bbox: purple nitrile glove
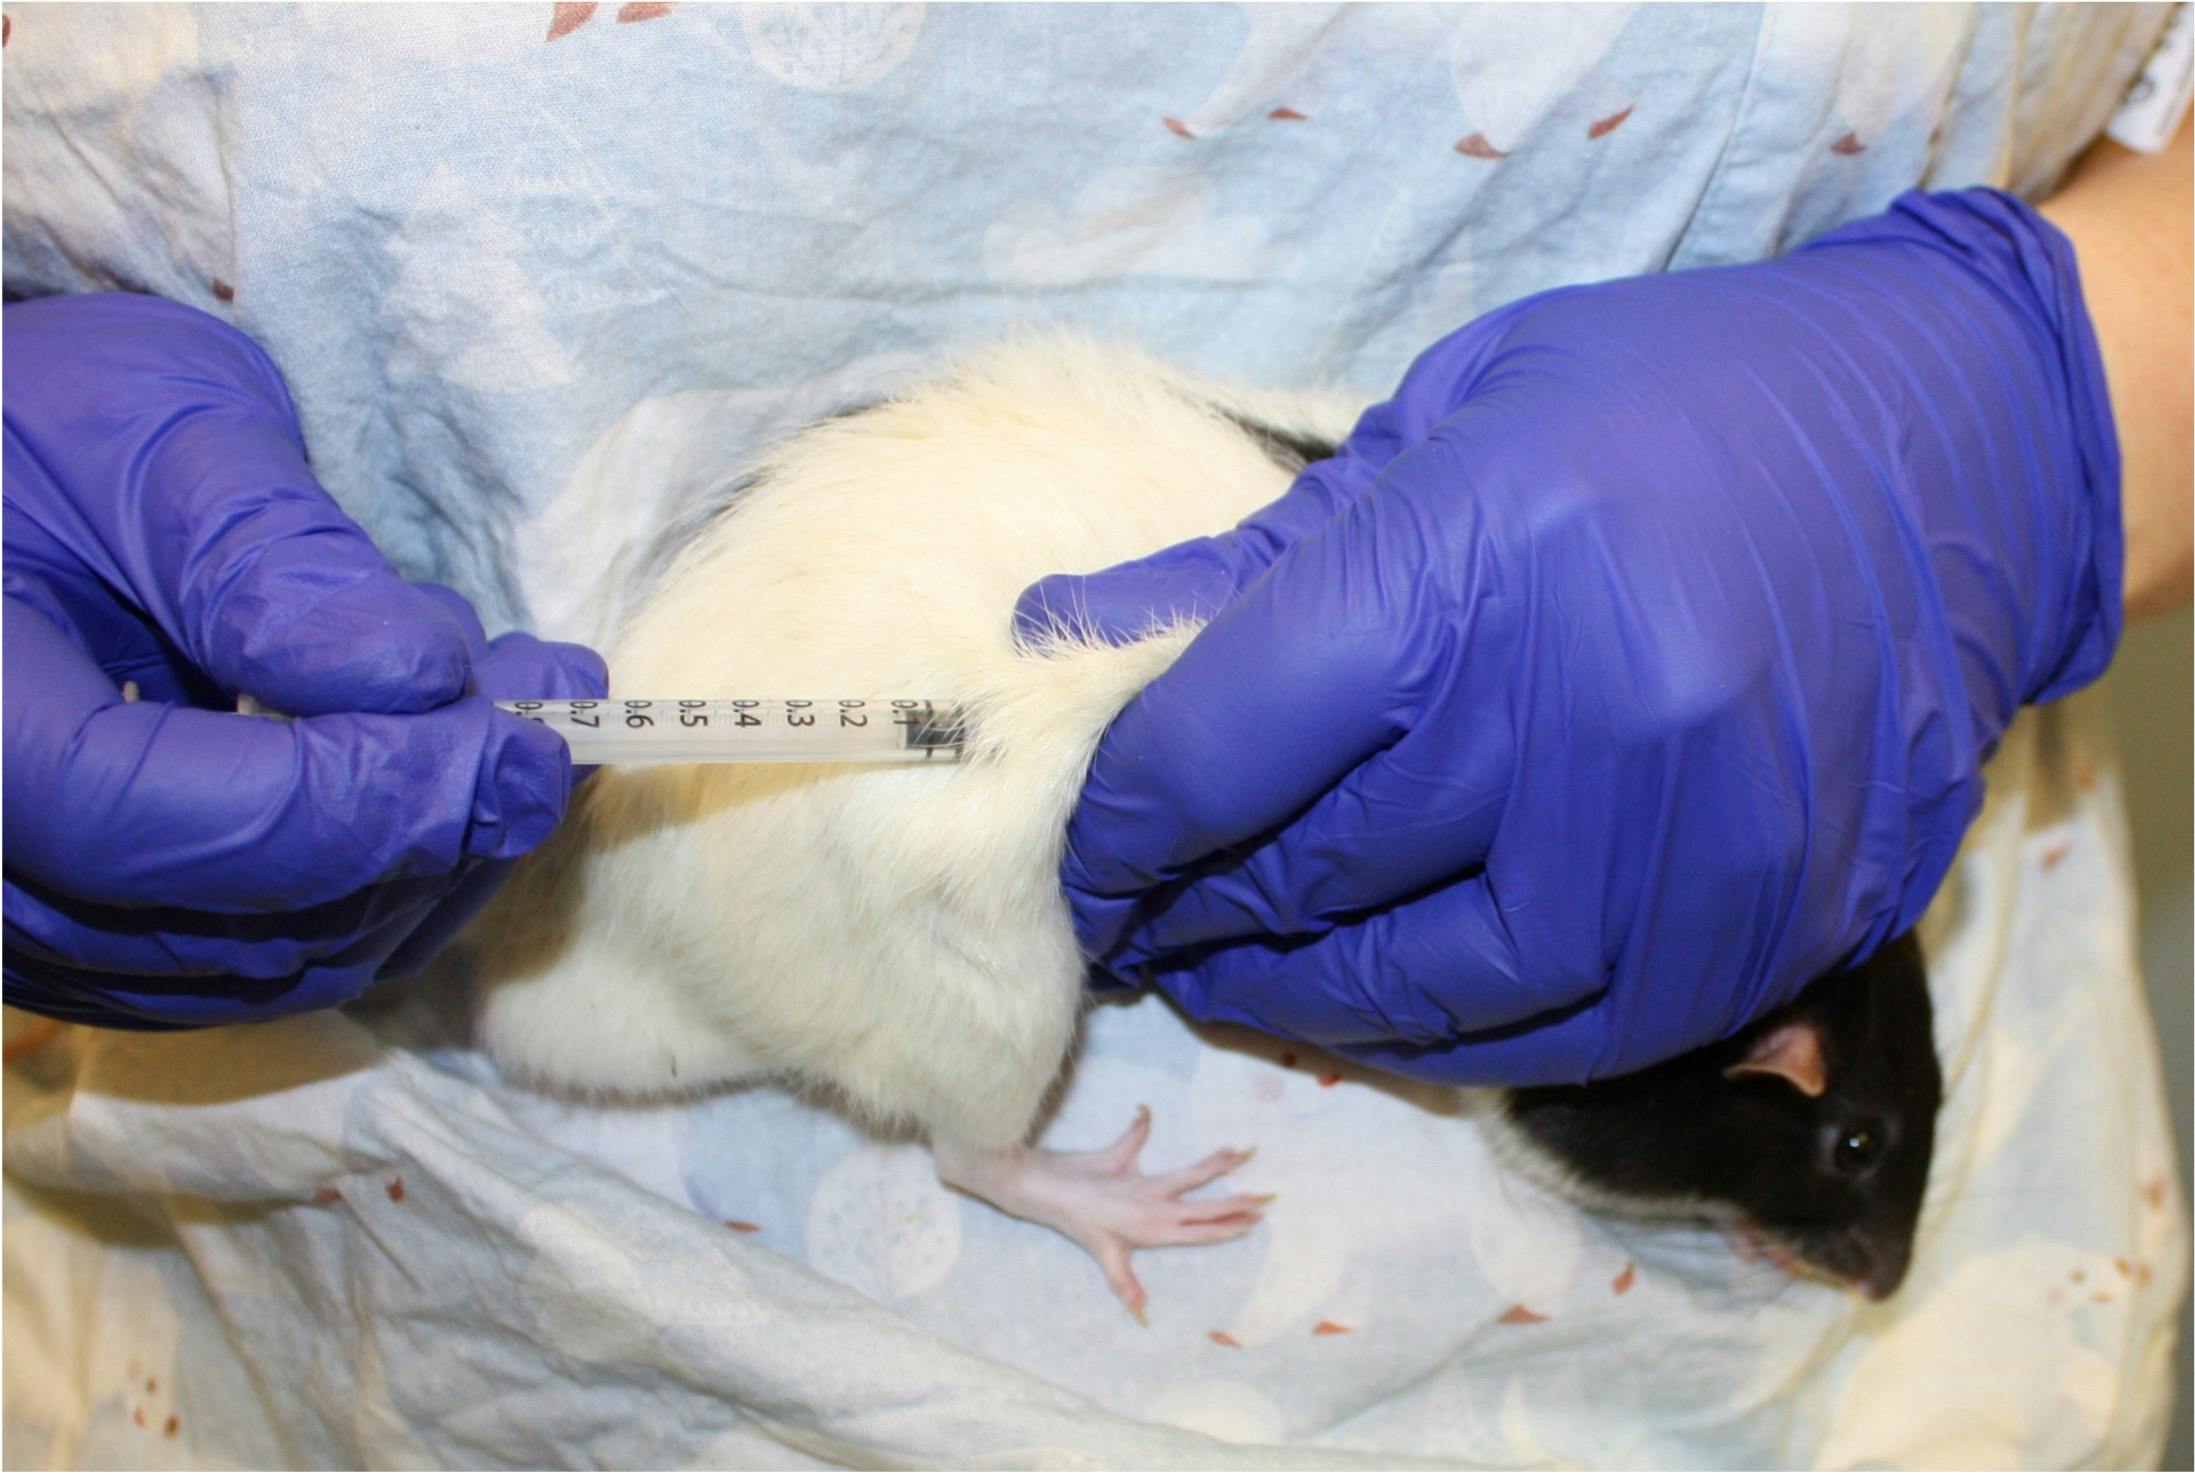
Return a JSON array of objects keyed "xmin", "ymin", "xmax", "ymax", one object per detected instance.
[
  {"xmin": 1017, "ymin": 189, "xmax": 2121, "ymax": 1087},
  {"xmin": 2, "ymin": 293, "xmax": 607, "ymax": 1028}
]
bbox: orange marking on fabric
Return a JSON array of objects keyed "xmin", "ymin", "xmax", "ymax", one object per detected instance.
[
  {"xmin": 546, "ymin": 2, "xmax": 597, "ymax": 40},
  {"xmin": 1588, "ymin": 105, "xmax": 1633, "ymax": 138}
]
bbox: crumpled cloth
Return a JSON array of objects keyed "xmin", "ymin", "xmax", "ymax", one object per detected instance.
[
  {"xmin": 1, "ymin": 2, "xmax": 2170, "ymax": 650},
  {"xmin": 5, "ymin": 692, "xmax": 2185, "ymax": 1468},
  {"xmin": 3, "ymin": 3, "xmax": 2185, "ymax": 1467}
]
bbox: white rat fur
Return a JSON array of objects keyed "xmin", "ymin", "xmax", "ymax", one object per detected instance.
[{"xmin": 466, "ymin": 339, "xmax": 1355, "ymax": 1168}]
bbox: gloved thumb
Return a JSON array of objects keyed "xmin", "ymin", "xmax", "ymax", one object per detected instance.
[
  {"xmin": 1013, "ymin": 437, "xmax": 1395, "ymax": 649},
  {"xmin": 1014, "ymin": 527, "xmax": 1280, "ymax": 649}
]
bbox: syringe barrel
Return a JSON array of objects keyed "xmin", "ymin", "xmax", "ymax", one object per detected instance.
[{"xmin": 496, "ymin": 698, "xmax": 967, "ymax": 766}]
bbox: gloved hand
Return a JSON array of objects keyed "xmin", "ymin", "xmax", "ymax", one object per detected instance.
[
  {"xmin": 1018, "ymin": 189, "xmax": 2121, "ymax": 1086},
  {"xmin": 3, "ymin": 293, "xmax": 607, "ymax": 1027}
]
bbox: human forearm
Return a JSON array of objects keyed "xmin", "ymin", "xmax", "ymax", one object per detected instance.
[{"xmin": 2041, "ymin": 116, "xmax": 2193, "ymax": 620}]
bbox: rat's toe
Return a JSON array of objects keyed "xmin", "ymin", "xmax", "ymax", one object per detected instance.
[
  {"xmin": 1096, "ymin": 1240, "xmax": 1149, "ymax": 1323},
  {"xmin": 1154, "ymin": 1145, "xmax": 1255, "ymax": 1198}
]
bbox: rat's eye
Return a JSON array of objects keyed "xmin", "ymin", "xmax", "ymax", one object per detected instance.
[{"xmin": 1833, "ymin": 1126, "xmax": 1882, "ymax": 1173}]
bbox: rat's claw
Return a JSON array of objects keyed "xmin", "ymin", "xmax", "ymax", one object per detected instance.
[{"xmin": 1097, "ymin": 1241, "xmax": 1150, "ymax": 1323}]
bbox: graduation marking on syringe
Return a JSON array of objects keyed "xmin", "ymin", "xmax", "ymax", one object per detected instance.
[{"xmin": 497, "ymin": 699, "xmax": 968, "ymax": 766}]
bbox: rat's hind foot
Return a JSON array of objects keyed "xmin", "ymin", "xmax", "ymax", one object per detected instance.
[{"xmin": 933, "ymin": 1106, "xmax": 1270, "ymax": 1323}]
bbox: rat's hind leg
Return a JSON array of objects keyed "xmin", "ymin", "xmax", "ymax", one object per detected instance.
[{"xmin": 932, "ymin": 1107, "xmax": 1270, "ymax": 1323}]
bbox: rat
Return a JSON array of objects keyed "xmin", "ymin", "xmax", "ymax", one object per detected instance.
[
  {"xmin": 1494, "ymin": 931, "xmax": 1941, "ymax": 1300},
  {"xmin": 465, "ymin": 337, "xmax": 1354, "ymax": 1322},
  {"xmin": 464, "ymin": 336, "xmax": 1942, "ymax": 1318}
]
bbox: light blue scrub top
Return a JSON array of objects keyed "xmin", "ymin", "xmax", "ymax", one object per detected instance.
[{"xmin": 0, "ymin": 3, "xmax": 2170, "ymax": 632}]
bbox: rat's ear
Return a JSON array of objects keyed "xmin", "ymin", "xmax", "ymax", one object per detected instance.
[{"xmin": 1724, "ymin": 1022, "xmax": 1827, "ymax": 1098}]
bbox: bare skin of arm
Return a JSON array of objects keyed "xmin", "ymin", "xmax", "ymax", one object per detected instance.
[{"xmin": 2041, "ymin": 116, "xmax": 2193, "ymax": 620}]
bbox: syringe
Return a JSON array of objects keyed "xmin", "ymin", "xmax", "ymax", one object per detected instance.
[{"xmin": 496, "ymin": 698, "xmax": 967, "ymax": 766}]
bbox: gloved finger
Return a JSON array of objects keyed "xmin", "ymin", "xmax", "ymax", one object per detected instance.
[
  {"xmin": 3, "ymin": 295, "xmax": 473, "ymax": 715},
  {"xmin": 185, "ymin": 496, "xmax": 479, "ymax": 718},
  {"xmin": 1013, "ymin": 423, "xmax": 1406, "ymax": 649},
  {"xmin": 469, "ymin": 630, "xmax": 611, "ymax": 782},
  {"xmin": 1334, "ymin": 992, "xmax": 1620, "ymax": 1088},
  {"xmin": 1089, "ymin": 705, "xmax": 1515, "ymax": 955},
  {"xmin": 5, "ymin": 598, "xmax": 572, "ymax": 913},
  {"xmin": 408, "ymin": 582, "xmax": 495, "ymax": 661},
  {"xmin": 4, "ymin": 949, "xmax": 298, "ymax": 1027},
  {"xmin": 1059, "ymin": 426, "xmax": 1514, "ymax": 901},
  {"xmin": 2, "ymin": 892, "xmax": 441, "ymax": 1027},
  {"xmin": 373, "ymin": 856, "xmax": 518, "ymax": 983},
  {"xmin": 1, "ymin": 498, "xmax": 231, "ymax": 710},
  {"xmin": 1139, "ymin": 873, "xmax": 1593, "ymax": 1050},
  {"xmin": 1058, "ymin": 888, "xmax": 1146, "ymax": 972},
  {"xmin": 2, "ymin": 867, "xmax": 456, "ymax": 983}
]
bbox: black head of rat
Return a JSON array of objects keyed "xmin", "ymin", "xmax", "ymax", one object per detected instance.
[{"xmin": 1503, "ymin": 932, "xmax": 1940, "ymax": 1300}]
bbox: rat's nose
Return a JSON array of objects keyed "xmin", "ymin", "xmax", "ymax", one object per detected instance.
[
  {"xmin": 1838, "ymin": 1233, "xmax": 1913, "ymax": 1300},
  {"xmin": 1808, "ymin": 1231, "xmax": 1912, "ymax": 1300},
  {"xmin": 1860, "ymin": 1240, "xmax": 1911, "ymax": 1300}
]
